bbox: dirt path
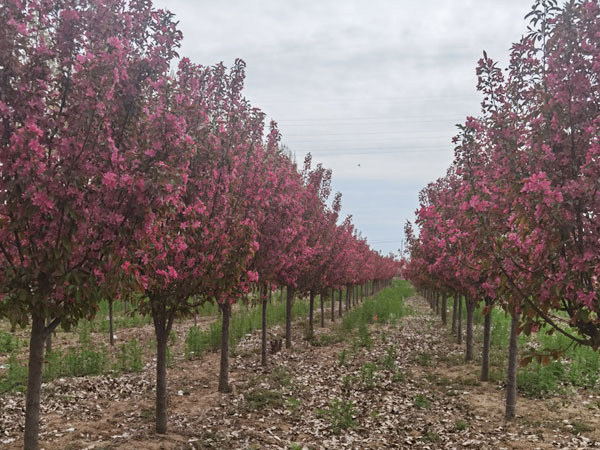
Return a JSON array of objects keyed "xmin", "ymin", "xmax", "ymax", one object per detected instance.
[{"xmin": 2, "ymin": 294, "xmax": 600, "ymax": 449}]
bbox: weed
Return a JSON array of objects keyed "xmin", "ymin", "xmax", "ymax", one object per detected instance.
[
  {"xmin": 0, "ymin": 351, "xmax": 28, "ymax": 392},
  {"xmin": 287, "ymin": 397, "xmax": 301, "ymax": 413},
  {"xmin": 414, "ymin": 352, "xmax": 432, "ymax": 366},
  {"xmin": 0, "ymin": 331, "xmax": 20, "ymax": 354},
  {"xmin": 244, "ymin": 388, "xmax": 283, "ymax": 410},
  {"xmin": 380, "ymin": 345, "xmax": 397, "ymax": 371},
  {"xmin": 413, "ymin": 394, "xmax": 430, "ymax": 409},
  {"xmin": 360, "ymin": 362, "xmax": 379, "ymax": 390},
  {"xmin": 185, "ymin": 299, "xmax": 310, "ymax": 359},
  {"xmin": 45, "ymin": 344, "xmax": 108, "ymax": 379},
  {"xmin": 570, "ymin": 421, "xmax": 593, "ymax": 435},
  {"xmin": 270, "ymin": 366, "xmax": 293, "ymax": 388},
  {"xmin": 421, "ymin": 430, "xmax": 440, "ymax": 442},
  {"xmin": 317, "ymin": 398, "xmax": 358, "ymax": 435},
  {"xmin": 455, "ymin": 377, "xmax": 481, "ymax": 387},
  {"xmin": 338, "ymin": 349, "xmax": 349, "ymax": 367},
  {"xmin": 289, "ymin": 444, "xmax": 303, "ymax": 450},
  {"xmin": 358, "ymin": 323, "xmax": 372, "ymax": 349},
  {"xmin": 342, "ymin": 374, "xmax": 357, "ymax": 390},
  {"xmin": 311, "ymin": 333, "xmax": 342, "ymax": 347},
  {"xmin": 454, "ymin": 420, "xmax": 467, "ymax": 431},
  {"xmin": 380, "ymin": 331, "xmax": 388, "ymax": 343},
  {"xmin": 392, "ymin": 372, "xmax": 405, "ymax": 383},
  {"xmin": 114, "ymin": 338, "xmax": 143, "ymax": 373}
]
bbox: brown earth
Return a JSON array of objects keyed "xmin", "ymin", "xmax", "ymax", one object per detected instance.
[{"xmin": 1, "ymin": 295, "xmax": 600, "ymax": 449}]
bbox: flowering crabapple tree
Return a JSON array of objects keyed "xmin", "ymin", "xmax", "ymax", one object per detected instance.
[
  {"xmin": 0, "ymin": 0, "xmax": 182, "ymax": 447},
  {"xmin": 405, "ymin": 0, "xmax": 600, "ymax": 421}
]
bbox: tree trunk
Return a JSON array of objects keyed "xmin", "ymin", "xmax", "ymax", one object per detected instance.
[
  {"xmin": 24, "ymin": 314, "xmax": 48, "ymax": 450},
  {"xmin": 285, "ymin": 286, "xmax": 294, "ymax": 349},
  {"xmin": 45, "ymin": 318, "xmax": 52, "ymax": 354},
  {"xmin": 441, "ymin": 292, "xmax": 447, "ymax": 326},
  {"xmin": 331, "ymin": 288, "xmax": 335, "ymax": 322},
  {"xmin": 465, "ymin": 296, "xmax": 475, "ymax": 361},
  {"xmin": 457, "ymin": 294, "xmax": 463, "ymax": 345},
  {"xmin": 109, "ymin": 298, "xmax": 114, "ymax": 346},
  {"xmin": 451, "ymin": 293, "xmax": 458, "ymax": 335},
  {"xmin": 218, "ymin": 302, "xmax": 232, "ymax": 393},
  {"xmin": 280, "ymin": 286, "xmax": 284, "ymax": 303},
  {"xmin": 481, "ymin": 297, "xmax": 492, "ymax": 382},
  {"xmin": 194, "ymin": 308, "xmax": 198, "ymax": 327},
  {"xmin": 152, "ymin": 304, "xmax": 176, "ymax": 435},
  {"xmin": 308, "ymin": 290, "xmax": 315, "ymax": 337},
  {"xmin": 338, "ymin": 288, "xmax": 343, "ymax": 317},
  {"xmin": 320, "ymin": 293, "xmax": 325, "ymax": 328},
  {"xmin": 261, "ymin": 284, "xmax": 268, "ymax": 366},
  {"xmin": 155, "ymin": 328, "xmax": 168, "ymax": 433},
  {"xmin": 505, "ymin": 310, "xmax": 519, "ymax": 421},
  {"xmin": 345, "ymin": 285, "xmax": 351, "ymax": 311}
]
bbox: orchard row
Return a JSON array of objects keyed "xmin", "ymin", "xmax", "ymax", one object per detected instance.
[
  {"xmin": 0, "ymin": 1, "xmax": 399, "ymax": 448},
  {"xmin": 403, "ymin": 0, "xmax": 599, "ymax": 421}
]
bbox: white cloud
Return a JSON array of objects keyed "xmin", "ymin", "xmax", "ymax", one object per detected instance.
[{"xmin": 154, "ymin": 0, "xmax": 534, "ymax": 255}]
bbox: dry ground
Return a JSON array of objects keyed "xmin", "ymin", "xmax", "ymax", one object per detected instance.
[{"xmin": 2, "ymin": 295, "xmax": 600, "ymax": 449}]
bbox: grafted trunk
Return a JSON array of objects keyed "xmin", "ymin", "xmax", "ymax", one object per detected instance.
[
  {"xmin": 320, "ymin": 293, "xmax": 324, "ymax": 328},
  {"xmin": 441, "ymin": 292, "xmax": 447, "ymax": 326},
  {"xmin": 153, "ymin": 304, "xmax": 176, "ymax": 434},
  {"xmin": 218, "ymin": 302, "xmax": 232, "ymax": 393},
  {"xmin": 24, "ymin": 315, "xmax": 48, "ymax": 450},
  {"xmin": 338, "ymin": 288, "xmax": 343, "ymax": 317},
  {"xmin": 155, "ymin": 329, "xmax": 168, "ymax": 433},
  {"xmin": 457, "ymin": 294, "xmax": 463, "ymax": 345},
  {"xmin": 285, "ymin": 286, "xmax": 294, "ymax": 348},
  {"xmin": 109, "ymin": 298, "xmax": 114, "ymax": 346},
  {"xmin": 451, "ymin": 293, "xmax": 458, "ymax": 335},
  {"xmin": 308, "ymin": 290, "xmax": 315, "ymax": 337},
  {"xmin": 505, "ymin": 311, "xmax": 519, "ymax": 420},
  {"xmin": 465, "ymin": 296, "xmax": 475, "ymax": 361},
  {"xmin": 331, "ymin": 288, "xmax": 335, "ymax": 322},
  {"xmin": 261, "ymin": 284, "xmax": 268, "ymax": 366},
  {"xmin": 345, "ymin": 284, "xmax": 351, "ymax": 311},
  {"xmin": 481, "ymin": 297, "xmax": 492, "ymax": 381}
]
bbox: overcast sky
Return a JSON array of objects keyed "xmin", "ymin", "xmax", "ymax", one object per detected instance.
[{"xmin": 153, "ymin": 0, "xmax": 533, "ymax": 256}]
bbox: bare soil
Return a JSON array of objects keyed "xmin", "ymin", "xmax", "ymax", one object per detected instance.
[{"xmin": 2, "ymin": 295, "xmax": 600, "ymax": 449}]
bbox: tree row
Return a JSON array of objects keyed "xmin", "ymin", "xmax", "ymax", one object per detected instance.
[
  {"xmin": 403, "ymin": 0, "xmax": 599, "ymax": 421},
  {"xmin": 0, "ymin": 1, "xmax": 399, "ymax": 448}
]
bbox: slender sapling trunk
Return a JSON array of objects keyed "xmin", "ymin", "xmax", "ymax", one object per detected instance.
[
  {"xmin": 481, "ymin": 297, "xmax": 492, "ymax": 382},
  {"xmin": 218, "ymin": 302, "xmax": 232, "ymax": 393},
  {"xmin": 505, "ymin": 310, "xmax": 519, "ymax": 421}
]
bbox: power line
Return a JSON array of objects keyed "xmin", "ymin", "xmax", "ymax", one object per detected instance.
[
  {"xmin": 283, "ymin": 131, "xmax": 454, "ymax": 138},
  {"xmin": 256, "ymin": 94, "xmax": 477, "ymax": 105}
]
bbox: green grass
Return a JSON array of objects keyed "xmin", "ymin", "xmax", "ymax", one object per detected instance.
[
  {"xmin": 185, "ymin": 298, "xmax": 310, "ymax": 359},
  {"xmin": 339, "ymin": 280, "xmax": 412, "ymax": 335},
  {"xmin": 413, "ymin": 394, "xmax": 430, "ymax": 408},
  {"xmin": 0, "ymin": 325, "xmax": 145, "ymax": 392},
  {"xmin": 0, "ymin": 330, "xmax": 21, "ymax": 354},
  {"xmin": 317, "ymin": 398, "xmax": 358, "ymax": 434},
  {"xmin": 444, "ymin": 294, "xmax": 600, "ymax": 399},
  {"xmin": 243, "ymin": 388, "xmax": 284, "ymax": 410}
]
